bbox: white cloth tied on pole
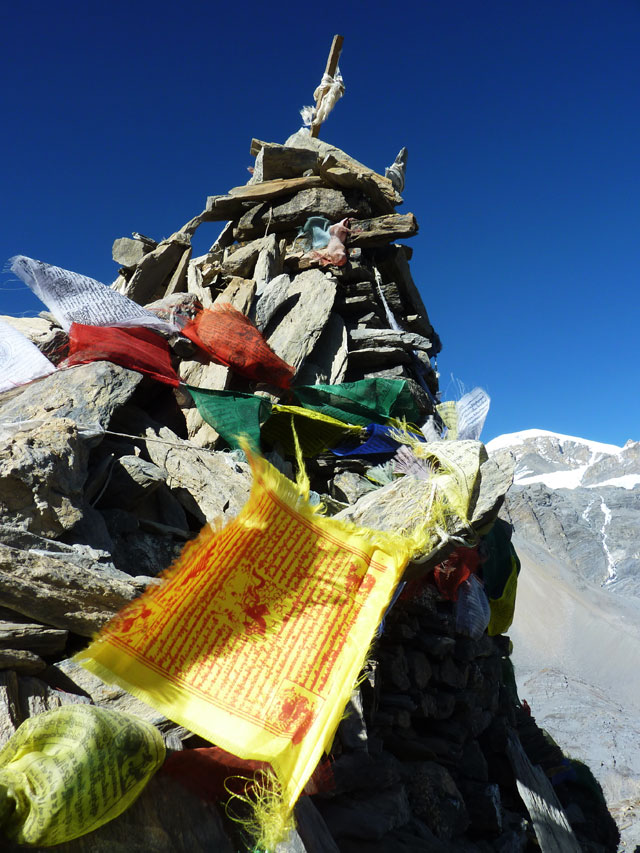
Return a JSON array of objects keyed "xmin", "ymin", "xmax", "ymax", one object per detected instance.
[
  {"xmin": 0, "ymin": 319, "xmax": 56, "ymax": 393},
  {"xmin": 10, "ymin": 256, "xmax": 178, "ymax": 335},
  {"xmin": 300, "ymin": 68, "xmax": 345, "ymax": 129}
]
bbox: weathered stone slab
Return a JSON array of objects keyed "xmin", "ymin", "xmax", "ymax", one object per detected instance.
[
  {"xmin": 348, "ymin": 327, "xmax": 432, "ymax": 354},
  {"xmin": 0, "ymin": 648, "xmax": 46, "ymax": 674},
  {"xmin": 98, "ymin": 455, "xmax": 167, "ymax": 511},
  {"xmin": 0, "ymin": 670, "xmax": 20, "ymax": 746},
  {"xmin": 0, "ymin": 417, "xmax": 88, "ymax": 537},
  {"xmin": 0, "ymin": 545, "xmax": 142, "ymax": 636},
  {"xmin": 266, "ymin": 269, "xmax": 337, "ymax": 373},
  {"xmin": 0, "ymin": 608, "xmax": 68, "ymax": 654},
  {"xmin": 282, "ymin": 132, "xmax": 402, "ymax": 209},
  {"xmin": 222, "ymin": 237, "xmax": 267, "ymax": 277},
  {"xmin": 228, "ymin": 174, "xmax": 324, "ymax": 201},
  {"xmin": 206, "ymin": 177, "xmax": 325, "ymax": 222},
  {"xmin": 347, "ymin": 346, "xmax": 412, "ymax": 370},
  {"xmin": 250, "ymin": 139, "xmax": 319, "ymax": 180},
  {"xmin": 179, "ymin": 361, "xmax": 229, "ymax": 449},
  {"xmin": 296, "ymin": 312, "xmax": 348, "ymax": 385},
  {"xmin": 112, "ymin": 237, "xmax": 152, "ymax": 269},
  {"xmin": 349, "ymin": 214, "xmax": 418, "ymax": 247},
  {"xmin": 120, "ymin": 232, "xmax": 192, "ymax": 305},
  {"xmin": 0, "ymin": 314, "xmax": 67, "ymax": 364},
  {"xmin": 0, "ymin": 361, "xmax": 143, "ymax": 431},
  {"xmin": 234, "ymin": 188, "xmax": 366, "ymax": 241},
  {"xmin": 163, "ymin": 245, "xmax": 192, "ymax": 296},
  {"xmin": 253, "ymin": 233, "xmax": 282, "ymax": 290},
  {"xmin": 374, "ymin": 246, "xmax": 439, "ymax": 348},
  {"xmin": 214, "ymin": 277, "xmax": 256, "ymax": 313},
  {"xmin": 144, "ymin": 429, "xmax": 252, "ymax": 524},
  {"xmin": 253, "ymin": 274, "xmax": 292, "ymax": 330}
]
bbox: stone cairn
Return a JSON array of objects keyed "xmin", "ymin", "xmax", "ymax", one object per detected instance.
[{"xmin": 0, "ymin": 130, "xmax": 619, "ymax": 851}]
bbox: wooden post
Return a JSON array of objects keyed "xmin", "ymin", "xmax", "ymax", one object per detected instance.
[{"xmin": 310, "ymin": 34, "xmax": 344, "ymax": 138}]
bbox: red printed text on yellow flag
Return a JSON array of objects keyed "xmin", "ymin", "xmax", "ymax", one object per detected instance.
[{"xmin": 76, "ymin": 455, "xmax": 409, "ymax": 808}]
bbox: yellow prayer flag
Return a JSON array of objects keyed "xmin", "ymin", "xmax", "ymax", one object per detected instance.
[{"xmin": 76, "ymin": 452, "xmax": 411, "ymax": 813}]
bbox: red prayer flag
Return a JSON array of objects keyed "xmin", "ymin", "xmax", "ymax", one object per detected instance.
[
  {"xmin": 182, "ymin": 303, "xmax": 295, "ymax": 390},
  {"xmin": 62, "ymin": 324, "xmax": 180, "ymax": 387}
]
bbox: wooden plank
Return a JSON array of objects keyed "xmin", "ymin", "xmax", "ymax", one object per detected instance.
[
  {"xmin": 311, "ymin": 34, "xmax": 344, "ymax": 138},
  {"xmin": 506, "ymin": 731, "xmax": 582, "ymax": 853}
]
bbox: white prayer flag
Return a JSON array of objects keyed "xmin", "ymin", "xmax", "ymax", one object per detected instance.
[
  {"xmin": 0, "ymin": 319, "xmax": 56, "ymax": 393},
  {"xmin": 10, "ymin": 256, "xmax": 178, "ymax": 334}
]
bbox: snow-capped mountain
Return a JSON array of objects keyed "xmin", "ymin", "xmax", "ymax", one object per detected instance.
[
  {"xmin": 487, "ymin": 429, "xmax": 640, "ymax": 595},
  {"xmin": 486, "ymin": 429, "xmax": 640, "ymax": 846}
]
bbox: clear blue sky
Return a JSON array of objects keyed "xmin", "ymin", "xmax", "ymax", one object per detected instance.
[{"xmin": 2, "ymin": 0, "xmax": 639, "ymax": 445}]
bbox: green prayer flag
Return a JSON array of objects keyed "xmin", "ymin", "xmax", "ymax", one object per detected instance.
[
  {"xmin": 293, "ymin": 379, "xmax": 421, "ymax": 427},
  {"xmin": 187, "ymin": 386, "xmax": 271, "ymax": 451},
  {"xmin": 262, "ymin": 404, "xmax": 362, "ymax": 457}
]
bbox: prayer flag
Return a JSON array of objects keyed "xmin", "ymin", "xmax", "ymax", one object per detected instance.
[
  {"xmin": 10, "ymin": 255, "xmax": 177, "ymax": 334},
  {"xmin": 76, "ymin": 452, "xmax": 411, "ymax": 813},
  {"xmin": 187, "ymin": 386, "xmax": 272, "ymax": 451},
  {"xmin": 0, "ymin": 319, "xmax": 56, "ymax": 393},
  {"xmin": 182, "ymin": 304, "xmax": 295, "ymax": 389},
  {"xmin": 0, "ymin": 706, "xmax": 164, "ymax": 846},
  {"xmin": 62, "ymin": 324, "xmax": 180, "ymax": 387}
]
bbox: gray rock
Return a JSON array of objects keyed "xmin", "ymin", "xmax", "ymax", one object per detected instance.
[
  {"xmin": 0, "ymin": 648, "xmax": 47, "ymax": 674},
  {"xmin": 0, "ymin": 543, "xmax": 142, "ymax": 635},
  {"xmin": 293, "ymin": 797, "xmax": 340, "ymax": 853},
  {"xmin": 253, "ymin": 273, "xmax": 292, "ymax": 329},
  {"xmin": 374, "ymin": 246, "xmax": 439, "ymax": 347},
  {"xmin": 121, "ymin": 232, "xmax": 192, "ymax": 304},
  {"xmin": 316, "ymin": 786, "xmax": 412, "ymax": 841},
  {"xmin": 222, "ymin": 237, "xmax": 267, "ymax": 278},
  {"xmin": 234, "ymin": 188, "xmax": 367, "ymax": 241},
  {"xmin": 266, "ymin": 269, "xmax": 337, "ymax": 373},
  {"xmin": 143, "ymin": 428, "xmax": 252, "ymax": 525},
  {"xmin": 112, "ymin": 237, "xmax": 152, "ymax": 269},
  {"xmin": 399, "ymin": 760, "xmax": 469, "ymax": 840},
  {"xmin": 17, "ymin": 674, "xmax": 92, "ymax": 721},
  {"xmin": 296, "ymin": 312, "xmax": 348, "ymax": 385},
  {"xmin": 0, "ymin": 608, "xmax": 68, "ymax": 654},
  {"xmin": 98, "ymin": 454, "xmax": 167, "ymax": 510},
  {"xmin": 253, "ymin": 232, "xmax": 282, "ymax": 289},
  {"xmin": 0, "ymin": 670, "xmax": 21, "ymax": 745},
  {"xmin": 347, "ymin": 346, "xmax": 412, "ymax": 370},
  {"xmin": 0, "ymin": 417, "xmax": 88, "ymax": 537},
  {"xmin": 0, "ymin": 361, "xmax": 143, "ymax": 431},
  {"xmin": 179, "ymin": 360, "xmax": 230, "ymax": 449},
  {"xmin": 348, "ymin": 327, "xmax": 432, "ymax": 354},
  {"xmin": 0, "ymin": 314, "xmax": 67, "ymax": 363}
]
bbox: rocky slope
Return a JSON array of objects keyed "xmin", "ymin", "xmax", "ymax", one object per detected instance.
[{"xmin": 487, "ymin": 429, "xmax": 640, "ymax": 848}]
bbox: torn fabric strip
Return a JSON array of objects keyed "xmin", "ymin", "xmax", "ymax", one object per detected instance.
[
  {"xmin": 76, "ymin": 452, "xmax": 410, "ymax": 812},
  {"xmin": 10, "ymin": 255, "xmax": 177, "ymax": 334}
]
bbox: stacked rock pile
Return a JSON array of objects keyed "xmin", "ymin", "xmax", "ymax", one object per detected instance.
[{"xmin": 0, "ymin": 132, "xmax": 619, "ymax": 851}]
